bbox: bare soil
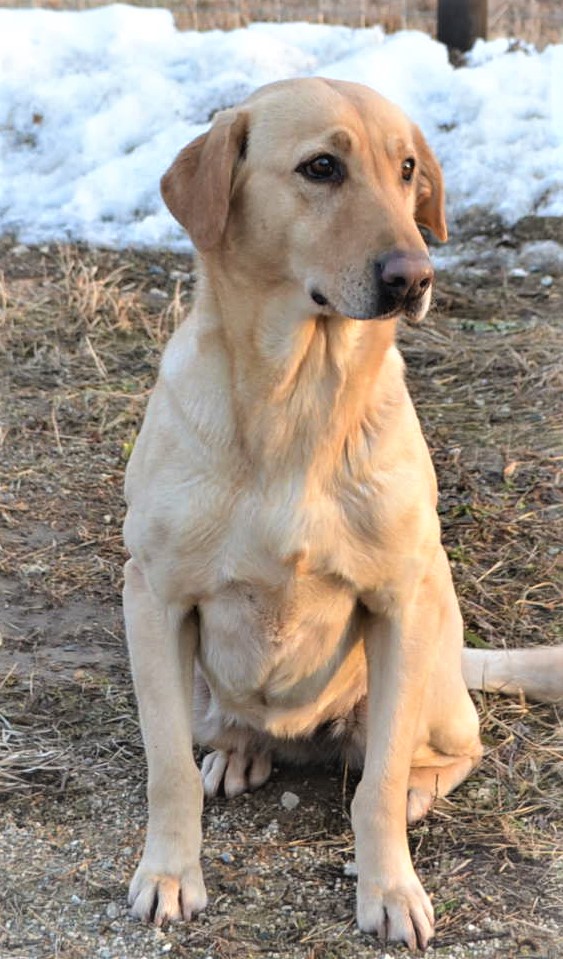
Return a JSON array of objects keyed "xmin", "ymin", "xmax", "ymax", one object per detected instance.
[{"xmin": 0, "ymin": 215, "xmax": 562, "ymax": 959}]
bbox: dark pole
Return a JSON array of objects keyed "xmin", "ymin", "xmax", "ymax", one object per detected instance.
[{"xmin": 437, "ymin": 0, "xmax": 488, "ymax": 53}]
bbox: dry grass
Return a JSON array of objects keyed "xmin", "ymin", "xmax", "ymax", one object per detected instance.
[
  {"xmin": 0, "ymin": 711, "xmax": 69, "ymax": 793},
  {"xmin": 401, "ymin": 282, "xmax": 563, "ymax": 650},
  {"xmin": 3, "ymin": 0, "xmax": 562, "ymax": 48},
  {"xmin": 0, "ymin": 234, "xmax": 562, "ymax": 956}
]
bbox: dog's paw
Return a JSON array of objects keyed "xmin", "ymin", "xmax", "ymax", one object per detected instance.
[
  {"xmin": 128, "ymin": 863, "xmax": 207, "ymax": 925},
  {"xmin": 407, "ymin": 787, "xmax": 434, "ymax": 824},
  {"xmin": 356, "ymin": 874, "xmax": 434, "ymax": 951},
  {"xmin": 201, "ymin": 749, "xmax": 272, "ymax": 799}
]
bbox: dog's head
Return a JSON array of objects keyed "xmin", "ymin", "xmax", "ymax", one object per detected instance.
[{"xmin": 161, "ymin": 78, "xmax": 446, "ymax": 323}]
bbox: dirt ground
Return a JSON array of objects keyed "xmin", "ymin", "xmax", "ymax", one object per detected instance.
[{"xmin": 1, "ymin": 208, "xmax": 562, "ymax": 959}]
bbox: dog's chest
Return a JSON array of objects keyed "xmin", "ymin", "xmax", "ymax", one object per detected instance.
[
  {"xmin": 198, "ymin": 571, "xmax": 360, "ymax": 719},
  {"xmin": 192, "ymin": 477, "xmax": 385, "ymax": 724},
  {"xmin": 203, "ymin": 470, "xmax": 388, "ymax": 593}
]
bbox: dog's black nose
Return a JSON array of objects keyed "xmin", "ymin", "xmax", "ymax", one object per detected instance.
[{"xmin": 376, "ymin": 251, "xmax": 434, "ymax": 313}]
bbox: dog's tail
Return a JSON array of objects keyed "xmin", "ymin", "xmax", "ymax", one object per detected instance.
[{"xmin": 462, "ymin": 646, "xmax": 563, "ymax": 704}]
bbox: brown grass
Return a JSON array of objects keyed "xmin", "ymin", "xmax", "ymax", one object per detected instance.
[{"xmin": 3, "ymin": 0, "xmax": 562, "ymax": 48}]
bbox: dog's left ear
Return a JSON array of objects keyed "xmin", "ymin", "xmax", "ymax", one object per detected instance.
[
  {"xmin": 412, "ymin": 126, "xmax": 448, "ymax": 243},
  {"xmin": 161, "ymin": 108, "xmax": 248, "ymax": 252}
]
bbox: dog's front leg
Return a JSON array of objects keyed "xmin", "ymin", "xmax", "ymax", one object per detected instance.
[
  {"xmin": 123, "ymin": 559, "xmax": 207, "ymax": 925},
  {"xmin": 352, "ymin": 597, "xmax": 435, "ymax": 950}
]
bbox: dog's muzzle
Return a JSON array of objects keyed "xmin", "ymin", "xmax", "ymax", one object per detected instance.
[{"xmin": 309, "ymin": 249, "xmax": 434, "ymax": 322}]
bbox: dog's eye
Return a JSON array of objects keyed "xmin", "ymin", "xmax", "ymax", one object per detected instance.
[
  {"xmin": 297, "ymin": 154, "xmax": 344, "ymax": 183},
  {"xmin": 402, "ymin": 158, "xmax": 416, "ymax": 182}
]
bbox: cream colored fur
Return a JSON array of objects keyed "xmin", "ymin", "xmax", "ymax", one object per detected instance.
[{"xmin": 122, "ymin": 78, "xmax": 562, "ymax": 950}]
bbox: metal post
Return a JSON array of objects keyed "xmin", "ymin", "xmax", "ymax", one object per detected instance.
[{"xmin": 437, "ymin": 0, "xmax": 488, "ymax": 53}]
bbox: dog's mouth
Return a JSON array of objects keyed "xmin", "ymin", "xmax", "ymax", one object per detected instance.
[
  {"xmin": 309, "ymin": 251, "xmax": 434, "ymax": 324},
  {"xmin": 309, "ymin": 288, "xmax": 430, "ymax": 324}
]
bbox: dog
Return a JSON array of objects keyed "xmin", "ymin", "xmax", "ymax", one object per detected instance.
[{"xmin": 122, "ymin": 77, "xmax": 563, "ymax": 950}]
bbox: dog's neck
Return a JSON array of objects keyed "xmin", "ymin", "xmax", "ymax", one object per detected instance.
[{"xmin": 197, "ymin": 262, "xmax": 405, "ymax": 476}]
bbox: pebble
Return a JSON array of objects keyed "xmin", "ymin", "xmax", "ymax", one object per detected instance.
[
  {"xmin": 263, "ymin": 819, "xmax": 279, "ymax": 836},
  {"xmin": 21, "ymin": 562, "xmax": 49, "ymax": 577},
  {"xmin": 343, "ymin": 861, "xmax": 358, "ymax": 877},
  {"xmin": 169, "ymin": 270, "xmax": 193, "ymax": 282},
  {"xmin": 105, "ymin": 902, "xmax": 119, "ymax": 920},
  {"xmin": 280, "ymin": 790, "xmax": 300, "ymax": 811},
  {"xmin": 540, "ymin": 274, "xmax": 554, "ymax": 287}
]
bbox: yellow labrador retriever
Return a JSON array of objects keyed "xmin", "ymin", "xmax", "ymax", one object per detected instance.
[{"xmin": 123, "ymin": 78, "xmax": 562, "ymax": 950}]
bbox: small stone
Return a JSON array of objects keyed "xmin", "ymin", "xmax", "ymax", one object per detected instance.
[
  {"xmin": 476, "ymin": 784, "xmax": 493, "ymax": 804},
  {"xmin": 105, "ymin": 902, "xmax": 119, "ymax": 919},
  {"xmin": 170, "ymin": 269, "xmax": 193, "ymax": 282},
  {"xmin": 21, "ymin": 562, "xmax": 49, "ymax": 577},
  {"xmin": 343, "ymin": 861, "xmax": 358, "ymax": 877},
  {"xmin": 509, "ymin": 267, "xmax": 528, "ymax": 278},
  {"xmin": 540, "ymin": 274, "xmax": 554, "ymax": 287},
  {"xmin": 280, "ymin": 791, "xmax": 300, "ymax": 811},
  {"xmin": 263, "ymin": 819, "xmax": 279, "ymax": 836},
  {"xmin": 220, "ymin": 851, "xmax": 234, "ymax": 864}
]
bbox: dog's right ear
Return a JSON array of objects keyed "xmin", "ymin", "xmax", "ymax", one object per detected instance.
[{"xmin": 161, "ymin": 108, "xmax": 248, "ymax": 252}]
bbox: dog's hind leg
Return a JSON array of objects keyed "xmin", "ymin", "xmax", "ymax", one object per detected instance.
[
  {"xmin": 336, "ymin": 694, "xmax": 482, "ymax": 824},
  {"xmin": 406, "ymin": 751, "xmax": 481, "ymax": 823},
  {"xmin": 406, "ymin": 557, "xmax": 483, "ymax": 825}
]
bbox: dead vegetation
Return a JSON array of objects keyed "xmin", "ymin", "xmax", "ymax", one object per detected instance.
[
  {"xmin": 0, "ymin": 233, "xmax": 562, "ymax": 958},
  {"xmin": 4, "ymin": 0, "xmax": 563, "ymax": 49}
]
